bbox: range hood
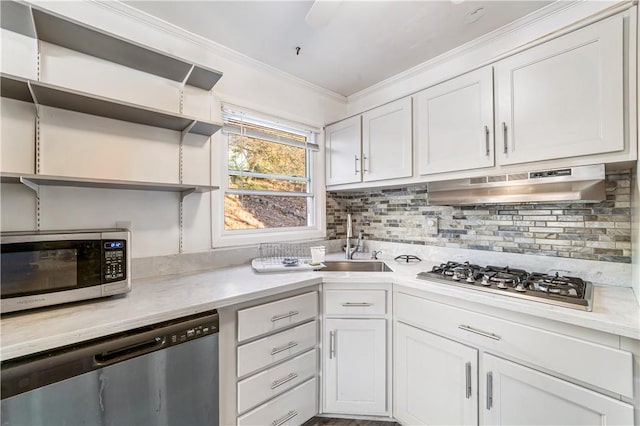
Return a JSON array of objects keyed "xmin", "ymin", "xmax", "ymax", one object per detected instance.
[{"xmin": 427, "ymin": 164, "xmax": 606, "ymax": 205}]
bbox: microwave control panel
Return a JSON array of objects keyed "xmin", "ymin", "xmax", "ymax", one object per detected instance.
[{"xmin": 102, "ymin": 240, "xmax": 126, "ymax": 283}]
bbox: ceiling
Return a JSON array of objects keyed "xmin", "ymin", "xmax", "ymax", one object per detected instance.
[{"xmin": 123, "ymin": 1, "xmax": 554, "ymax": 97}]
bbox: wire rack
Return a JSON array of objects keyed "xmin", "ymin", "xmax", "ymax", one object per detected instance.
[{"xmin": 258, "ymin": 242, "xmax": 316, "ymax": 266}]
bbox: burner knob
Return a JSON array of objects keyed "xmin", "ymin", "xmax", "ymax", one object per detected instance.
[
  {"xmin": 452, "ymin": 272, "xmax": 461, "ymax": 281},
  {"xmin": 481, "ymin": 276, "xmax": 491, "ymax": 286},
  {"xmin": 466, "ymin": 276, "xmax": 475, "ymax": 283},
  {"xmin": 515, "ymin": 283, "xmax": 527, "ymax": 293},
  {"xmin": 497, "ymin": 282, "xmax": 508, "ymax": 290}
]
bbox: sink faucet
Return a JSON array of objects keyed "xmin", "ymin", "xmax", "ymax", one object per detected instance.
[{"xmin": 345, "ymin": 213, "xmax": 359, "ymax": 259}]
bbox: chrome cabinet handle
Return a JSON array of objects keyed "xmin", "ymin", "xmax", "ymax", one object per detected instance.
[
  {"xmin": 271, "ymin": 410, "xmax": 298, "ymax": 426},
  {"xmin": 458, "ymin": 325, "xmax": 501, "ymax": 341},
  {"xmin": 354, "ymin": 155, "xmax": 360, "ymax": 175},
  {"xmin": 465, "ymin": 362, "xmax": 472, "ymax": 399},
  {"xmin": 363, "ymin": 155, "xmax": 369, "ymax": 173},
  {"xmin": 271, "ymin": 373, "xmax": 299, "ymax": 390},
  {"xmin": 487, "ymin": 372, "xmax": 493, "ymax": 410},
  {"xmin": 271, "ymin": 341, "xmax": 298, "ymax": 355},
  {"xmin": 502, "ymin": 122, "xmax": 508, "ymax": 154},
  {"xmin": 484, "ymin": 125, "xmax": 490, "ymax": 156},
  {"xmin": 271, "ymin": 311, "xmax": 298, "ymax": 322},
  {"xmin": 329, "ymin": 331, "xmax": 336, "ymax": 359},
  {"xmin": 341, "ymin": 302, "xmax": 373, "ymax": 307}
]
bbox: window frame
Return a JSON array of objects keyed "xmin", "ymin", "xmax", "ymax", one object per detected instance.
[{"xmin": 212, "ymin": 105, "xmax": 325, "ymax": 248}]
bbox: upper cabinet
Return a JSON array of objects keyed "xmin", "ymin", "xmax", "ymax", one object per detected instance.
[
  {"xmin": 326, "ymin": 98, "xmax": 412, "ymax": 188},
  {"xmin": 416, "ymin": 67, "xmax": 495, "ymax": 176},
  {"xmin": 325, "ymin": 115, "xmax": 362, "ymax": 186},
  {"xmin": 362, "ymin": 97, "xmax": 413, "ymax": 182},
  {"xmin": 495, "ymin": 14, "xmax": 624, "ymax": 166}
]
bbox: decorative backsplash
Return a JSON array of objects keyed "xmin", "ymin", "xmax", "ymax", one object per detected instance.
[{"xmin": 326, "ymin": 170, "xmax": 632, "ymax": 263}]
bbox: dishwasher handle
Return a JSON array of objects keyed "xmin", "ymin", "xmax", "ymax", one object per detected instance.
[{"xmin": 94, "ymin": 336, "xmax": 166, "ymax": 367}]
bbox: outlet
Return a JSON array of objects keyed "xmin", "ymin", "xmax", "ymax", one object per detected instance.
[{"xmin": 425, "ymin": 217, "xmax": 439, "ymax": 235}]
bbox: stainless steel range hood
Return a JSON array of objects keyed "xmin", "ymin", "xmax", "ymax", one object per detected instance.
[{"xmin": 427, "ymin": 164, "xmax": 605, "ymax": 205}]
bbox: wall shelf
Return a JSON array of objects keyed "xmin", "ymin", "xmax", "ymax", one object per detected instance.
[
  {"xmin": 0, "ymin": 1, "xmax": 223, "ymax": 90},
  {"xmin": 1, "ymin": 173, "xmax": 218, "ymax": 199},
  {"xmin": 0, "ymin": 74, "xmax": 222, "ymax": 137}
]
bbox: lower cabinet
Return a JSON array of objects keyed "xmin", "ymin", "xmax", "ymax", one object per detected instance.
[
  {"xmin": 324, "ymin": 318, "xmax": 387, "ymax": 415},
  {"xmin": 393, "ymin": 289, "xmax": 634, "ymax": 426},
  {"xmin": 482, "ymin": 354, "xmax": 633, "ymax": 425},
  {"xmin": 394, "ymin": 322, "xmax": 478, "ymax": 425}
]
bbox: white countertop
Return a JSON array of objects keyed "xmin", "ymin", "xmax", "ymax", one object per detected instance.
[{"xmin": 1, "ymin": 253, "xmax": 639, "ymax": 361}]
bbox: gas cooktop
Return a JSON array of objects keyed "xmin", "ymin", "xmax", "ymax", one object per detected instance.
[{"xmin": 417, "ymin": 261, "xmax": 593, "ymax": 311}]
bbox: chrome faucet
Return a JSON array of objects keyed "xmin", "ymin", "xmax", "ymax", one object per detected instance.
[{"xmin": 345, "ymin": 213, "xmax": 359, "ymax": 259}]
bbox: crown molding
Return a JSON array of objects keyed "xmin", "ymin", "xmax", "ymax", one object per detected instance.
[
  {"xmin": 347, "ymin": 0, "xmax": 599, "ymax": 103},
  {"xmin": 86, "ymin": 0, "xmax": 347, "ymax": 104}
]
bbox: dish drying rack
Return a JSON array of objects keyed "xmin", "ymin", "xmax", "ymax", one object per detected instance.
[{"xmin": 252, "ymin": 242, "xmax": 325, "ymax": 272}]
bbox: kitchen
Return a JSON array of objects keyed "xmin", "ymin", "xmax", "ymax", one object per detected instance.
[{"xmin": 0, "ymin": 0, "xmax": 639, "ymax": 425}]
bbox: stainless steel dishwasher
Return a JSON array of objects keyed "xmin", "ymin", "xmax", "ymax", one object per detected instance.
[{"xmin": 1, "ymin": 310, "xmax": 219, "ymax": 426}]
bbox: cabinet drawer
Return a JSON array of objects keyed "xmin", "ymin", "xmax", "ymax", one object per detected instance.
[
  {"xmin": 238, "ymin": 349, "xmax": 317, "ymax": 414},
  {"xmin": 395, "ymin": 291, "xmax": 633, "ymax": 398},
  {"xmin": 238, "ymin": 292, "xmax": 318, "ymax": 342},
  {"xmin": 324, "ymin": 290, "xmax": 386, "ymax": 316},
  {"xmin": 237, "ymin": 378, "xmax": 317, "ymax": 426},
  {"xmin": 238, "ymin": 320, "xmax": 317, "ymax": 377}
]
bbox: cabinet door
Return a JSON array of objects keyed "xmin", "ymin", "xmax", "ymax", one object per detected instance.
[
  {"xmin": 325, "ymin": 116, "xmax": 362, "ymax": 186},
  {"xmin": 416, "ymin": 67, "xmax": 494, "ymax": 175},
  {"xmin": 394, "ymin": 322, "xmax": 478, "ymax": 426},
  {"xmin": 324, "ymin": 318, "xmax": 386, "ymax": 415},
  {"xmin": 362, "ymin": 97, "xmax": 412, "ymax": 182},
  {"xmin": 495, "ymin": 14, "xmax": 624, "ymax": 165},
  {"xmin": 482, "ymin": 354, "xmax": 633, "ymax": 425}
]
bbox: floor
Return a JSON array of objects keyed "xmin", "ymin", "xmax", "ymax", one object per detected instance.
[{"xmin": 302, "ymin": 417, "xmax": 399, "ymax": 426}]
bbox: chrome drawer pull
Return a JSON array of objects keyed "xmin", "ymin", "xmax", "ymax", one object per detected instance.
[
  {"xmin": 458, "ymin": 325, "xmax": 501, "ymax": 340},
  {"xmin": 271, "ymin": 341, "xmax": 298, "ymax": 355},
  {"xmin": 465, "ymin": 362, "xmax": 472, "ymax": 399},
  {"xmin": 271, "ymin": 311, "xmax": 299, "ymax": 322},
  {"xmin": 341, "ymin": 302, "xmax": 373, "ymax": 307},
  {"xmin": 329, "ymin": 331, "xmax": 335, "ymax": 359},
  {"xmin": 271, "ymin": 373, "xmax": 299, "ymax": 390},
  {"xmin": 354, "ymin": 155, "xmax": 360, "ymax": 175},
  {"xmin": 272, "ymin": 410, "xmax": 298, "ymax": 426},
  {"xmin": 487, "ymin": 372, "xmax": 493, "ymax": 410}
]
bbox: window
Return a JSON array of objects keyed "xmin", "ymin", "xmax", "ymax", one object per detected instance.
[{"xmin": 215, "ymin": 105, "xmax": 324, "ymax": 245}]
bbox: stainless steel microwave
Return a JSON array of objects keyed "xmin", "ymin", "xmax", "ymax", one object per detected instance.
[{"xmin": 1, "ymin": 229, "xmax": 131, "ymax": 314}]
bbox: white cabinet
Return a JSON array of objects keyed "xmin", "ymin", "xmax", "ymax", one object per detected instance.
[
  {"xmin": 394, "ymin": 322, "xmax": 478, "ymax": 426},
  {"xmin": 495, "ymin": 14, "xmax": 624, "ymax": 165},
  {"xmin": 482, "ymin": 354, "xmax": 633, "ymax": 425},
  {"xmin": 416, "ymin": 67, "xmax": 494, "ymax": 175},
  {"xmin": 393, "ymin": 288, "xmax": 635, "ymax": 426},
  {"xmin": 362, "ymin": 97, "xmax": 413, "ymax": 182},
  {"xmin": 324, "ymin": 318, "xmax": 387, "ymax": 415},
  {"xmin": 220, "ymin": 290, "xmax": 320, "ymax": 426},
  {"xmin": 322, "ymin": 284, "xmax": 391, "ymax": 417},
  {"xmin": 325, "ymin": 116, "xmax": 362, "ymax": 186},
  {"xmin": 326, "ymin": 98, "xmax": 412, "ymax": 188}
]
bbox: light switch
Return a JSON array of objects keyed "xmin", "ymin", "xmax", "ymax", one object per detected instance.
[{"xmin": 425, "ymin": 217, "xmax": 438, "ymax": 235}]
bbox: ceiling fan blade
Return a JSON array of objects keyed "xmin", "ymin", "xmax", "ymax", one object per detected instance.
[{"xmin": 305, "ymin": 0, "xmax": 342, "ymax": 28}]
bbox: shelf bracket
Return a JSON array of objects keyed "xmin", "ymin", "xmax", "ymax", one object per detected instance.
[
  {"xmin": 181, "ymin": 120, "xmax": 196, "ymax": 142},
  {"xmin": 180, "ymin": 187, "xmax": 196, "ymax": 202},
  {"xmin": 20, "ymin": 177, "xmax": 41, "ymax": 230}
]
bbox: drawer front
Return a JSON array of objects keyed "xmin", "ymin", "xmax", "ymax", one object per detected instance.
[
  {"xmin": 238, "ymin": 349, "xmax": 317, "ymax": 414},
  {"xmin": 238, "ymin": 292, "xmax": 318, "ymax": 342},
  {"xmin": 324, "ymin": 290, "xmax": 387, "ymax": 316},
  {"xmin": 238, "ymin": 320, "xmax": 317, "ymax": 377},
  {"xmin": 395, "ymin": 291, "xmax": 633, "ymax": 398},
  {"xmin": 238, "ymin": 377, "xmax": 317, "ymax": 426}
]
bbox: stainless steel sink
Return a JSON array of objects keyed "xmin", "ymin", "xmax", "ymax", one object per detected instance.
[{"xmin": 318, "ymin": 261, "xmax": 393, "ymax": 272}]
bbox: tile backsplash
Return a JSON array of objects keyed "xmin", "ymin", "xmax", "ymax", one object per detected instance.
[{"xmin": 326, "ymin": 170, "xmax": 632, "ymax": 263}]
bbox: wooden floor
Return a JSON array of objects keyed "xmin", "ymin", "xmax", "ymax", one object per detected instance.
[{"xmin": 302, "ymin": 417, "xmax": 399, "ymax": 426}]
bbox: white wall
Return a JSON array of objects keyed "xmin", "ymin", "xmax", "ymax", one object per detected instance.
[{"xmin": 0, "ymin": 0, "xmax": 347, "ymax": 258}]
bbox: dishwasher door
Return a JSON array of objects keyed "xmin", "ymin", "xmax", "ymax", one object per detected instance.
[{"xmin": 1, "ymin": 311, "xmax": 219, "ymax": 426}]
